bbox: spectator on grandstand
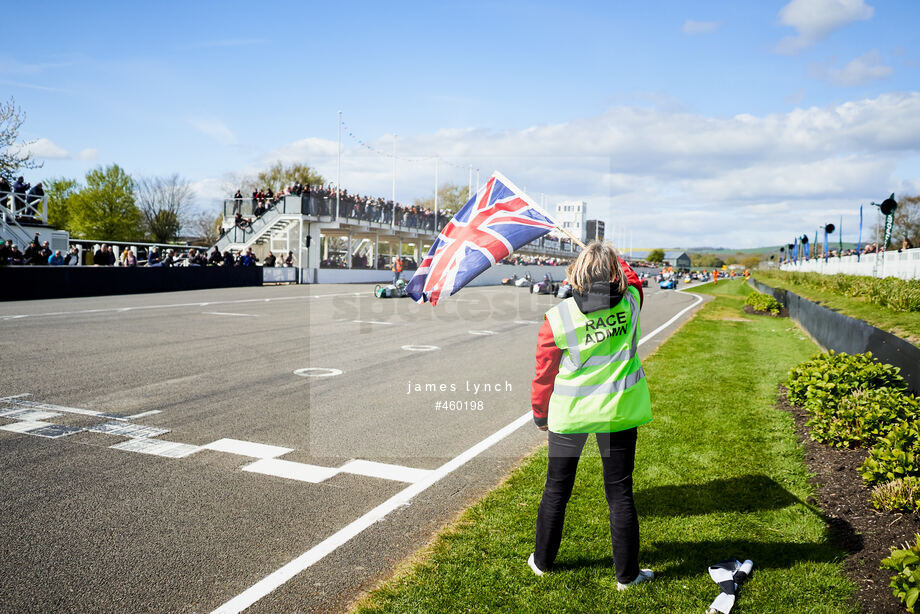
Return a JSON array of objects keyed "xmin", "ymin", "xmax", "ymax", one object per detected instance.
[
  {"xmin": 208, "ymin": 247, "xmax": 222, "ymax": 265},
  {"xmin": 12, "ymin": 176, "xmax": 28, "ymax": 209},
  {"xmin": 222, "ymin": 250, "xmax": 235, "ymax": 267},
  {"xmin": 160, "ymin": 249, "xmax": 178, "ymax": 267},
  {"xmin": 187, "ymin": 248, "xmax": 207, "ymax": 266},
  {"xmin": 0, "ymin": 239, "xmax": 12, "ymax": 265},
  {"xmin": 238, "ymin": 248, "xmax": 256, "ymax": 267},
  {"xmin": 283, "ymin": 251, "xmax": 294, "ymax": 267},
  {"xmin": 264, "ymin": 251, "xmax": 276, "ymax": 267},
  {"xmin": 39, "ymin": 241, "xmax": 52, "ymax": 264},
  {"xmin": 93, "ymin": 244, "xmax": 109, "ymax": 266},
  {"xmin": 27, "ymin": 182, "xmax": 44, "ymax": 202},
  {"xmin": 146, "ymin": 246, "xmax": 161, "ymax": 266},
  {"xmin": 0, "ymin": 176, "xmax": 10, "ymax": 199},
  {"xmin": 8, "ymin": 244, "xmax": 24, "ymax": 265},
  {"xmin": 122, "ymin": 247, "xmax": 138, "ymax": 267},
  {"xmin": 63, "ymin": 246, "xmax": 79, "ymax": 265},
  {"xmin": 23, "ymin": 239, "xmax": 41, "ymax": 265},
  {"xmin": 48, "ymin": 250, "xmax": 64, "ymax": 265},
  {"xmin": 903, "ymin": 237, "xmax": 914, "ymax": 251}
]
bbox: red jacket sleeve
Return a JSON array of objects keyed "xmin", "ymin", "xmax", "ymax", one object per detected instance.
[
  {"xmin": 531, "ymin": 318, "xmax": 562, "ymax": 427},
  {"xmin": 620, "ymin": 258, "xmax": 643, "ymax": 308}
]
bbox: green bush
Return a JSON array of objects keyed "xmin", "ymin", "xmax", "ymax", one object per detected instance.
[
  {"xmin": 882, "ymin": 535, "xmax": 920, "ymax": 612},
  {"xmin": 744, "ymin": 291, "xmax": 782, "ymax": 315},
  {"xmin": 808, "ymin": 387, "xmax": 920, "ymax": 449},
  {"xmin": 872, "ymin": 477, "xmax": 920, "ymax": 513},
  {"xmin": 861, "ymin": 421, "xmax": 920, "ymax": 486},
  {"xmin": 766, "ymin": 270, "xmax": 920, "ymax": 312},
  {"xmin": 785, "ymin": 350, "xmax": 906, "ymax": 411}
]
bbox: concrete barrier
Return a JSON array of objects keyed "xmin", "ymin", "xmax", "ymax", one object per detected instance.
[
  {"xmin": 751, "ymin": 278, "xmax": 920, "ymax": 395},
  {"xmin": 780, "ymin": 247, "xmax": 920, "ymax": 279},
  {"xmin": 0, "ymin": 266, "xmax": 263, "ymax": 301}
]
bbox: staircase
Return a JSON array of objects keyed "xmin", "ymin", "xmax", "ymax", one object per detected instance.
[
  {"xmin": 214, "ymin": 207, "xmax": 299, "ymax": 253},
  {"xmin": 0, "ymin": 203, "xmax": 34, "ymax": 247}
]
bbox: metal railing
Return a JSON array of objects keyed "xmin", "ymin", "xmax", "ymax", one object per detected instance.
[{"xmin": 0, "ymin": 191, "xmax": 48, "ymax": 224}]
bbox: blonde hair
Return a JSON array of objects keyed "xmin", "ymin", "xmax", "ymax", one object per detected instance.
[{"xmin": 566, "ymin": 241, "xmax": 627, "ymax": 295}]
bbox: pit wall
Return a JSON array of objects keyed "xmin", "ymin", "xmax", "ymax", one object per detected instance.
[{"xmin": 750, "ymin": 278, "xmax": 920, "ymax": 395}]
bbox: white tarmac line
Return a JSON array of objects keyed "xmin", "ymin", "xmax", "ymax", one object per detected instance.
[
  {"xmin": 211, "ymin": 290, "xmax": 706, "ymax": 614},
  {"xmin": 203, "ymin": 438, "xmax": 293, "ymax": 459},
  {"xmin": 203, "ymin": 312, "xmax": 258, "ymax": 317},
  {"xmin": 126, "ymin": 410, "xmax": 162, "ymax": 420}
]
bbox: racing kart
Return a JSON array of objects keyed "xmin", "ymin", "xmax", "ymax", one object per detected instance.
[
  {"xmin": 556, "ymin": 280, "xmax": 573, "ymax": 299},
  {"xmin": 375, "ymin": 279, "xmax": 409, "ymax": 298},
  {"xmin": 659, "ymin": 277, "xmax": 677, "ymax": 290},
  {"xmin": 531, "ymin": 274, "xmax": 558, "ymax": 295},
  {"xmin": 514, "ymin": 273, "xmax": 534, "ymax": 288},
  {"xmin": 501, "ymin": 273, "xmax": 518, "ymax": 285}
]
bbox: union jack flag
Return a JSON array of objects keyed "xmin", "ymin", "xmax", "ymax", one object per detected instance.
[{"xmin": 406, "ymin": 172, "xmax": 556, "ymax": 305}]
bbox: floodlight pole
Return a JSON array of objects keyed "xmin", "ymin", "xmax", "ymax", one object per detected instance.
[
  {"xmin": 336, "ymin": 110, "xmax": 342, "ymax": 219},
  {"xmin": 434, "ymin": 157, "xmax": 439, "ymax": 231},
  {"xmin": 392, "ymin": 133, "xmax": 397, "ymax": 229}
]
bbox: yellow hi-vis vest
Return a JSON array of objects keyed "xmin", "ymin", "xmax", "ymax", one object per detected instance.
[{"xmin": 544, "ymin": 286, "xmax": 652, "ymax": 433}]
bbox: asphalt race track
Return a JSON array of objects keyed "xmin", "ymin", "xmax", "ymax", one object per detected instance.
[{"xmin": 0, "ymin": 281, "xmax": 704, "ymax": 613}]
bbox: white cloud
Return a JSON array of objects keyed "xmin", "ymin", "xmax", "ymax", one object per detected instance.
[
  {"xmin": 776, "ymin": 0, "xmax": 874, "ymax": 54},
  {"xmin": 808, "ymin": 50, "xmax": 893, "ymax": 86},
  {"xmin": 74, "ymin": 148, "xmax": 98, "ymax": 161},
  {"xmin": 188, "ymin": 118, "xmax": 236, "ymax": 146},
  {"xmin": 22, "ymin": 138, "xmax": 69, "ymax": 159},
  {"xmin": 682, "ymin": 19, "xmax": 721, "ymax": 35},
  {"xmin": 234, "ymin": 92, "xmax": 920, "ymax": 248}
]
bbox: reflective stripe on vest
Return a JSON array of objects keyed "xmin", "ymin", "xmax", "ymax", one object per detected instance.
[
  {"xmin": 558, "ymin": 290, "xmax": 640, "ymax": 374},
  {"xmin": 552, "ymin": 366, "xmax": 646, "ymax": 397}
]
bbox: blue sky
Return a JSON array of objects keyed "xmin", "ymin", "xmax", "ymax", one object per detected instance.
[{"xmin": 6, "ymin": 0, "xmax": 920, "ymax": 247}]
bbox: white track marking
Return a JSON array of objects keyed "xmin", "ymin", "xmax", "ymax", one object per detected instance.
[
  {"xmin": 8, "ymin": 400, "xmax": 125, "ymax": 420},
  {"xmin": 110, "ymin": 438, "xmax": 201, "ymax": 458},
  {"xmin": 211, "ymin": 289, "xmax": 707, "ymax": 614},
  {"xmin": 468, "ymin": 330, "xmax": 496, "ymax": 335},
  {"xmin": 203, "ymin": 311, "xmax": 258, "ymax": 317},
  {"xmin": 401, "ymin": 345, "xmax": 439, "ymax": 352},
  {"xmin": 210, "ymin": 412, "xmax": 533, "ymax": 614},
  {"xmin": 27, "ymin": 424, "xmax": 84, "ymax": 438},
  {"xmin": 203, "ymin": 438, "xmax": 293, "ymax": 459},
  {"xmin": 0, "ymin": 420, "xmax": 53, "ymax": 434},
  {"xmin": 0, "ymin": 408, "xmax": 61, "ymax": 421},
  {"xmin": 126, "ymin": 410, "xmax": 162, "ymax": 420},
  {"xmin": 338, "ymin": 460, "xmax": 434, "ymax": 484},
  {"xmin": 637, "ymin": 291, "xmax": 704, "ymax": 348},
  {"xmin": 0, "ymin": 394, "xmax": 31, "ymax": 402},
  {"xmin": 293, "ymin": 368, "xmax": 343, "ymax": 377},
  {"xmin": 351, "ymin": 320, "xmax": 393, "ymax": 325},
  {"xmin": 241, "ymin": 458, "xmax": 339, "ymax": 483},
  {"xmin": 514, "ymin": 320, "xmax": 541, "ymax": 325},
  {"xmin": 88, "ymin": 422, "xmax": 170, "ymax": 438}
]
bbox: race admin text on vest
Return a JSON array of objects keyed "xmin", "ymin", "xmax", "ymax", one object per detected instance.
[{"xmin": 583, "ymin": 312, "xmax": 629, "ymax": 344}]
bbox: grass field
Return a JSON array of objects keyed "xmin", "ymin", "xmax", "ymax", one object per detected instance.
[
  {"xmin": 352, "ymin": 280, "xmax": 857, "ymax": 614},
  {"xmin": 754, "ymin": 270, "xmax": 920, "ymax": 346}
]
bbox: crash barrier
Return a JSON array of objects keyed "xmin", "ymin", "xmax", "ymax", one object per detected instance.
[
  {"xmin": 0, "ymin": 266, "xmax": 263, "ymax": 301},
  {"xmin": 313, "ymin": 264, "xmax": 570, "ymax": 286},
  {"xmin": 262, "ymin": 267, "xmax": 297, "ymax": 284},
  {"xmin": 750, "ymin": 278, "xmax": 920, "ymax": 395},
  {"xmin": 780, "ymin": 247, "xmax": 920, "ymax": 280}
]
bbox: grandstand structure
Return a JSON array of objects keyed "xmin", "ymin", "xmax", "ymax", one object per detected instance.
[
  {"xmin": 215, "ymin": 194, "xmax": 581, "ymax": 283},
  {"xmin": 1, "ymin": 193, "xmax": 69, "ymax": 251}
]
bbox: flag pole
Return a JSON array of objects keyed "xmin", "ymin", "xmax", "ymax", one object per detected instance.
[{"xmin": 490, "ymin": 170, "xmax": 587, "ymax": 249}]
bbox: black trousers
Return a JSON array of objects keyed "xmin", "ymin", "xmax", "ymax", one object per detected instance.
[{"xmin": 534, "ymin": 428, "xmax": 639, "ymax": 583}]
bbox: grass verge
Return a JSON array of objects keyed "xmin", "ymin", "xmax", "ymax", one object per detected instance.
[
  {"xmin": 353, "ymin": 279, "xmax": 856, "ymax": 613},
  {"xmin": 754, "ymin": 270, "xmax": 920, "ymax": 346}
]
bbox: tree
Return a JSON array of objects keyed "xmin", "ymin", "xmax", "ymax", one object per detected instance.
[
  {"xmin": 892, "ymin": 194, "xmax": 919, "ymax": 245},
  {"xmin": 135, "ymin": 174, "xmax": 194, "ymax": 243},
  {"xmin": 44, "ymin": 177, "xmax": 80, "ymax": 230},
  {"xmin": 189, "ymin": 210, "xmax": 223, "ymax": 245},
  {"xmin": 414, "ymin": 183, "xmax": 470, "ymax": 213},
  {"xmin": 741, "ymin": 255, "xmax": 761, "ymax": 270},
  {"xmin": 646, "ymin": 249, "xmax": 665, "ymax": 263},
  {"xmin": 690, "ymin": 252, "xmax": 725, "ymax": 268},
  {"xmin": 69, "ymin": 164, "xmax": 144, "ymax": 241},
  {"xmin": 0, "ymin": 97, "xmax": 41, "ymax": 181},
  {"xmin": 255, "ymin": 162, "xmax": 324, "ymax": 193}
]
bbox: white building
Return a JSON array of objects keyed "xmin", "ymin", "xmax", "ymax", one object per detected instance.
[{"xmin": 552, "ymin": 201, "xmax": 587, "ymax": 242}]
